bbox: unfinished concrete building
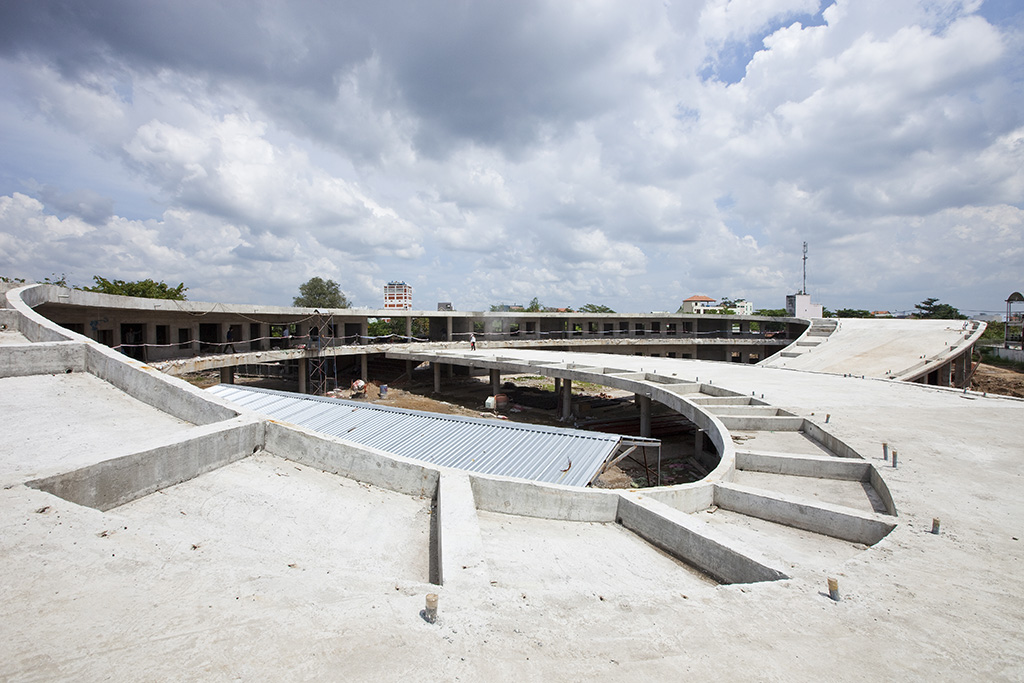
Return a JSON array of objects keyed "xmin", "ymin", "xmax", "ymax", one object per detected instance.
[{"xmin": 2, "ymin": 282, "xmax": 1020, "ymax": 680}]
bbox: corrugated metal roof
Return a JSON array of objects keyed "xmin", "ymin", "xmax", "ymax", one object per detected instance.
[{"xmin": 207, "ymin": 384, "xmax": 625, "ymax": 487}]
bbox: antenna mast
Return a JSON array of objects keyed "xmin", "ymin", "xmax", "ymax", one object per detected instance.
[{"xmin": 802, "ymin": 241, "xmax": 808, "ymax": 295}]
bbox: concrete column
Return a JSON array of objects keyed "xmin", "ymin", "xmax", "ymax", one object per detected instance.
[
  {"xmin": 433, "ymin": 362, "xmax": 442, "ymax": 393},
  {"xmin": 740, "ymin": 349, "xmax": 751, "ymax": 363},
  {"xmin": 490, "ymin": 369, "xmax": 501, "ymax": 396},
  {"xmin": 554, "ymin": 377, "xmax": 561, "ymax": 395},
  {"xmin": 694, "ymin": 428, "xmax": 705, "ymax": 459},
  {"xmin": 359, "ymin": 320, "xmax": 368, "ymax": 345},
  {"xmin": 360, "ymin": 354, "xmax": 368, "ymax": 382},
  {"xmin": 938, "ymin": 362, "xmax": 952, "ymax": 387},
  {"xmin": 219, "ymin": 366, "xmax": 235, "ymax": 384},
  {"xmin": 191, "ymin": 322, "xmax": 200, "ymax": 356},
  {"xmin": 637, "ymin": 394, "xmax": 652, "ymax": 438},
  {"xmin": 561, "ymin": 379, "xmax": 572, "ymax": 419},
  {"xmin": 535, "ymin": 319, "xmax": 543, "ymax": 339},
  {"xmin": 406, "ymin": 316, "xmax": 413, "ymax": 341},
  {"xmin": 406, "ymin": 359, "xmax": 414, "ymax": 379},
  {"xmin": 446, "ymin": 316, "xmax": 453, "ymax": 342},
  {"xmin": 298, "ymin": 358, "xmax": 308, "ymax": 394}
]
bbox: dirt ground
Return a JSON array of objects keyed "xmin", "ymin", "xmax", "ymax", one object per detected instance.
[{"xmin": 971, "ymin": 362, "xmax": 1024, "ymax": 398}]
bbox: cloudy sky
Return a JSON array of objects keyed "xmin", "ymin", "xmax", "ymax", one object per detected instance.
[{"xmin": 1, "ymin": 0, "xmax": 1021, "ymax": 314}]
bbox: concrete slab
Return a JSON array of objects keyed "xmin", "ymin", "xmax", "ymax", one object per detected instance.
[
  {"xmin": 693, "ymin": 507, "xmax": 868, "ymax": 576},
  {"xmin": 0, "ymin": 373, "xmax": 194, "ymax": 486},
  {"xmin": 0, "ymin": 329, "xmax": 30, "ymax": 344},
  {"xmin": 731, "ymin": 469, "xmax": 885, "ymax": 513},
  {"xmin": 476, "ymin": 509, "xmax": 716, "ymax": 593},
  {"xmin": 730, "ymin": 429, "xmax": 837, "ymax": 456},
  {"xmin": 3, "ymin": 345, "xmax": 1024, "ymax": 679}
]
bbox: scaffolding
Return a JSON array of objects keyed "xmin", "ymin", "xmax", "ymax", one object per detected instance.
[{"xmin": 308, "ymin": 310, "xmax": 338, "ymax": 396}]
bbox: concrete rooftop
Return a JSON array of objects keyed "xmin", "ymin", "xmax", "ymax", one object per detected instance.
[{"xmin": 2, "ymin": 284, "xmax": 1022, "ymax": 681}]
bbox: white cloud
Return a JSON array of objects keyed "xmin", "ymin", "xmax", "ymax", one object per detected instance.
[{"xmin": 0, "ymin": 0, "xmax": 1021, "ymax": 313}]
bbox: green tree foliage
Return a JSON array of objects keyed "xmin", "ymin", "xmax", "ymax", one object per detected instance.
[
  {"xmin": 752, "ymin": 308, "xmax": 788, "ymax": 332},
  {"xmin": 293, "ymin": 277, "xmax": 350, "ymax": 308},
  {"xmin": 914, "ymin": 297, "xmax": 966, "ymax": 320},
  {"xmin": 83, "ymin": 276, "xmax": 187, "ymax": 300},
  {"xmin": 578, "ymin": 303, "xmax": 616, "ymax": 313},
  {"xmin": 525, "ymin": 297, "xmax": 542, "ymax": 312},
  {"xmin": 835, "ymin": 309, "xmax": 872, "ymax": 318}
]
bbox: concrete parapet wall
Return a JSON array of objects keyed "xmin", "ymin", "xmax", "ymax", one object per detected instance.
[
  {"xmin": 717, "ymin": 415, "xmax": 804, "ymax": 431},
  {"xmin": 641, "ymin": 481, "xmax": 715, "ymax": 513},
  {"xmin": 801, "ymin": 420, "xmax": 860, "ymax": 458},
  {"xmin": 28, "ymin": 416, "xmax": 264, "ymax": 511},
  {"xmin": 264, "ymin": 420, "xmax": 439, "ymax": 498},
  {"xmin": 469, "ymin": 475, "xmax": 618, "ymax": 522},
  {"xmin": 84, "ymin": 344, "xmax": 237, "ymax": 426},
  {"xmin": 714, "ymin": 482, "xmax": 896, "ymax": 545},
  {"xmin": 0, "ymin": 342, "xmax": 85, "ymax": 378},
  {"xmin": 6, "ymin": 286, "xmax": 74, "ymax": 343},
  {"xmin": 736, "ymin": 450, "xmax": 871, "ymax": 481},
  {"xmin": 869, "ymin": 467, "xmax": 897, "ymax": 516},
  {"xmin": 615, "ymin": 493, "xmax": 789, "ymax": 584},
  {"xmin": 437, "ymin": 472, "xmax": 489, "ymax": 589},
  {"xmin": 703, "ymin": 406, "xmax": 785, "ymax": 417}
]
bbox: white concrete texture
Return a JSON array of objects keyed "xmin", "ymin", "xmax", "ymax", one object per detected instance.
[{"xmin": 1, "ymin": 284, "xmax": 1022, "ymax": 680}]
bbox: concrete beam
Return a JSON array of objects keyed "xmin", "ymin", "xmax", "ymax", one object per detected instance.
[
  {"xmin": 437, "ymin": 472, "xmax": 489, "ymax": 589},
  {"xmin": 264, "ymin": 420, "xmax": 439, "ymax": 498},
  {"xmin": 735, "ymin": 450, "xmax": 871, "ymax": 481},
  {"xmin": 616, "ymin": 493, "xmax": 788, "ymax": 584},
  {"xmin": 84, "ymin": 344, "xmax": 237, "ymax": 426},
  {"xmin": 469, "ymin": 474, "xmax": 618, "ymax": 522},
  {"xmin": 0, "ymin": 342, "xmax": 85, "ymax": 378},
  {"xmin": 28, "ymin": 416, "xmax": 264, "ymax": 511},
  {"xmin": 714, "ymin": 481, "xmax": 896, "ymax": 545},
  {"xmin": 716, "ymin": 415, "xmax": 805, "ymax": 431}
]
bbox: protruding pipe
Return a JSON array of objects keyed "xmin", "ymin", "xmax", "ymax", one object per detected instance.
[
  {"xmin": 827, "ymin": 577, "xmax": 840, "ymax": 602},
  {"xmin": 882, "ymin": 442, "xmax": 889, "ymax": 461},
  {"xmin": 892, "ymin": 450, "xmax": 898, "ymax": 468},
  {"xmin": 931, "ymin": 518, "xmax": 941, "ymax": 535},
  {"xmin": 825, "ymin": 413, "xmax": 831, "ymax": 423},
  {"xmin": 424, "ymin": 593, "xmax": 438, "ymax": 624}
]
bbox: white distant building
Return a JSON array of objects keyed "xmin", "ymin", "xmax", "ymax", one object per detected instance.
[
  {"xmin": 681, "ymin": 295, "xmax": 753, "ymax": 315},
  {"xmin": 383, "ymin": 281, "xmax": 413, "ymax": 310},
  {"xmin": 786, "ymin": 293, "xmax": 823, "ymax": 318}
]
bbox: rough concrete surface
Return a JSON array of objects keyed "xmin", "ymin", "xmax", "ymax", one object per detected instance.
[
  {"xmin": 2, "ymin": 341, "xmax": 1024, "ymax": 680},
  {"xmin": 0, "ymin": 373, "xmax": 194, "ymax": 485}
]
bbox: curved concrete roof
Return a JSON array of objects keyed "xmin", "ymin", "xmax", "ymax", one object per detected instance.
[
  {"xmin": 760, "ymin": 317, "xmax": 985, "ymax": 380},
  {"xmin": 2, "ymin": 284, "xmax": 1021, "ymax": 679}
]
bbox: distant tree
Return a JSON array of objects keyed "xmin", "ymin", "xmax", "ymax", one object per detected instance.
[
  {"xmin": 525, "ymin": 297, "xmax": 542, "ymax": 312},
  {"xmin": 914, "ymin": 297, "xmax": 966, "ymax": 320},
  {"xmin": 83, "ymin": 276, "xmax": 187, "ymax": 300},
  {"xmin": 835, "ymin": 309, "xmax": 872, "ymax": 318},
  {"xmin": 293, "ymin": 277, "xmax": 350, "ymax": 308},
  {"xmin": 752, "ymin": 308, "xmax": 787, "ymax": 332},
  {"xmin": 578, "ymin": 303, "xmax": 616, "ymax": 313}
]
